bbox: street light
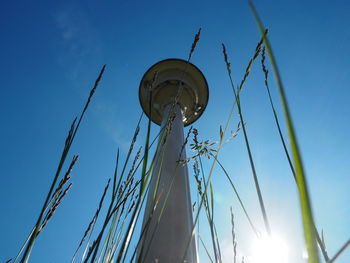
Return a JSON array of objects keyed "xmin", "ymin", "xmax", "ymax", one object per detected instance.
[{"xmin": 138, "ymin": 58, "xmax": 209, "ymax": 263}]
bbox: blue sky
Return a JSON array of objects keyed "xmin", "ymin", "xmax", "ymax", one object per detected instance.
[{"xmin": 0, "ymin": 0, "xmax": 349, "ymax": 262}]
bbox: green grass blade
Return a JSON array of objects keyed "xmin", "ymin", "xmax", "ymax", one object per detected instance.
[
  {"xmin": 247, "ymin": 1, "xmax": 320, "ymax": 262},
  {"xmin": 261, "ymin": 46, "xmax": 331, "ymax": 262}
]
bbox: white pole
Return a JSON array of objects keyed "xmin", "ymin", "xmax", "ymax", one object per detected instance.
[{"xmin": 138, "ymin": 104, "xmax": 197, "ymax": 263}]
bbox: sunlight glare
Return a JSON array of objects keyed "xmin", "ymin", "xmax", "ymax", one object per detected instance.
[{"xmin": 251, "ymin": 235, "xmax": 288, "ymax": 263}]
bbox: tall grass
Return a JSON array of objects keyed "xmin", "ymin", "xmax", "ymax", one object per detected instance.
[
  {"xmin": 16, "ymin": 65, "xmax": 106, "ymax": 263},
  {"xmin": 247, "ymin": 1, "xmax": 321, "ymax": 263},
  {"xmin": 222, "ymin": 33, "xmax": 271, "ymax": 236},
  {"xmin": 8, "ymin": 9, "xmax": 350, "ymax": 263},
  {"xmin": 260, "ymin": 45, "xmax": 333, "ymax": 263}
]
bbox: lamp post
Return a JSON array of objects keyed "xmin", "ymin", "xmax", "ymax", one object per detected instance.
[{"xmin": 138, "ymin": 58, "xmax": 209, "ymax": 263}]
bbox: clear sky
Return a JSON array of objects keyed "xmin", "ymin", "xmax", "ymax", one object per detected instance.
[{"xmin": 0, "ymin": 0, "xmax": 349, "ymax": 263}]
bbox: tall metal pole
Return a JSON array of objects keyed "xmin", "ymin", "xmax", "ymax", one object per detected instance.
[{"xmin": 138, "ymin": 59, "xmax": 209, "ymax": 263}]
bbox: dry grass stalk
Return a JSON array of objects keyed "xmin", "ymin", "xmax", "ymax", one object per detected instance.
[
  {"xmin": 178, "ymin": 128, "xmax": 218, "ymax": 165},
  {"xmin": 172, "ymin": 28, "xmax": 202, "ymax": 121},
  {"xmin": 19, "ymin": 65, "xmax": 106, "ymax": 263},
  {"xmin": 260, "ymin": 46, "xmax": 296, "ymax": 179},
  {"xmin": 222, "ymin": 37, "xmax": 272, "ymax": 236},
  {"xmin": 193, "ymin": 159, "xmax": 205, "ymax": 208},
  {"xmin": 190, "ymin": 129, "xmax": 222, "ymax": 263},
  {"xmin": 39, "ymin": 183, "xmax": 72, "ymax": 234},
  {"xmin": 81, "ymin": 179, "xmax": 112, "ymax": 263},
  {"xmin": 230, "ymin": 207, "xmax": 237, "ymax": 263},
  {"xmin": 179, "ymin": 126, "xmax": 193, "ymax": 160},
  {"xmin": 51, "ymin": 155, "xmax": 79, "ymax": 203},
  {"xmin": 188, "ymin": 28, "xmax": 201, "ymax": 60},
  {"xmin": 84, "ymin": 122, "xmax": 146, "ymax": 263},
  {"xmin": 39, "ymin": 155, "xmax": 78, "ymax": 234},
  {"xmin": 127, "ymin": 147, "xmax": 142, "ymax": 182},
  {"xmin": 75, "ymin": 179, "xmax": 112, "ymax": 263},
  {"xmin": 238, "ymin": 29, "xmax": 267, "ymax": 92},
  {"xmin": 116, "ymin": 113, "xmax": 142, "ymax": 193},
  {"xmin": 164, "ymin": 112, "xmax": 176, "ymax": 138}
]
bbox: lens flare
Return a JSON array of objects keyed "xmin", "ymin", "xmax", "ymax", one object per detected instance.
[{"xmin": 251, "ymin": 235, "xmax": 288, "ymax": 263}]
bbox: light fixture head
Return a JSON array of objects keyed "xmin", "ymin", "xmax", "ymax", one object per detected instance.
[{"xmin": 139, "ymin": 58, "xmax": 209, "ymax": 126}]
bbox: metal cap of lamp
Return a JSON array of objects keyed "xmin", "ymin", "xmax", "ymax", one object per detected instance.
[{"xmin": 139, "ymin": 58, "xmax": 209, "ymax": 126}]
